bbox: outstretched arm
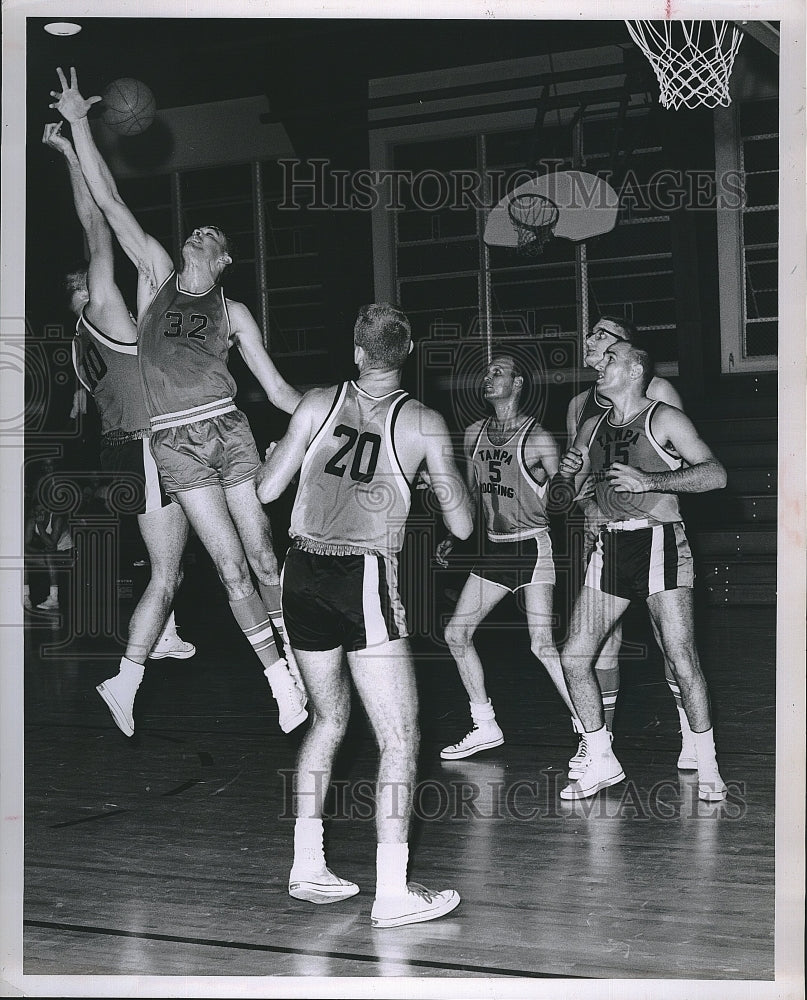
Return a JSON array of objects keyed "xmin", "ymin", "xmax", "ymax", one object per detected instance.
[
  {"xmin": 229, "ymin": 300, "xmax": 302, "ymax": 415},
  {"xmin": 255, "ymin": 391, "xmax": 320, "ymax": 503},
  {"xmin": 49, "ymin": 67, "xmax": 173, "ymax": 292},
  {"xmin": 423, "ymin": 410, "xmax": 474, "ymax": 541},
  {"xmin": 43, "ymin": 122, "xmax": 135, "ymax": 343}
]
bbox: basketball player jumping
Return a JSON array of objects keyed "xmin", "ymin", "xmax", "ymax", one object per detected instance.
[
  {"xmin": 256, "ymin": 303, "xmax": 474, "ymax": 927},
  {"xmin": 51, "ymin": 67, "xmax": 307, "ymax": 734},
  {"xmin": 437, "ymin": 353, "xmax": 580, "ymax": 760},
  {"xmin": 43, "ymin": 121, "xmax": 195, "ymax": 737},
  {"xmin": 553, "ymin": 338, "xmax": 728, "ymax": 803},
  {"xmin": 565, "ymin": 315, "xmax": 700, "ymax": 774}
]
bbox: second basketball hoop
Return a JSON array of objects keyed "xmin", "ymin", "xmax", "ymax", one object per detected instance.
[{"xmin": 485, "ymin": 170, "xmax": 620, "ymax": 256}]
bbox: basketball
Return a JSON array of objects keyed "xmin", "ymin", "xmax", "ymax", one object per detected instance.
[{"xmin": 99, "ymin": 78, "xmax": 156, "ymax": 135}]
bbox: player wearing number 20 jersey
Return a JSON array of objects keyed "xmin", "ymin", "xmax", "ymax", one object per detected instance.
[{"xmin": 289, "ymin": 380, "xmax": 413, "ymax": 556}]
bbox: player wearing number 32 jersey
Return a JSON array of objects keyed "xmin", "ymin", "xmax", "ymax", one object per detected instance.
[{"xmin": 52, "ymin": 64, "xmax": 309, "ymax": 736}]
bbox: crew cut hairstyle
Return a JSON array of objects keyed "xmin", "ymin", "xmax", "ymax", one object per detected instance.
[
  {"xmin": 598, "ymin": 314, "xmax": 638, "ymax": 342},
  {"xmin": 626, "ymin": 344, "xmax": 655, "ymax": 391},
  {"xmin": 354, "ymin": 303, "xmax": 412, "ymax": 369}
]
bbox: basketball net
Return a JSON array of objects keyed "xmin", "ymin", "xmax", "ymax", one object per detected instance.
[
  {"xmin": 625, "ymin": 20, "xmax": 743, "ymax": 110},
  {"xmin": 507, "ymin": 193, "xmax": 559, "ymax": 257}
]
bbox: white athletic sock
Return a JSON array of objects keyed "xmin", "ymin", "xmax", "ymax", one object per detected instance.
[
  {"xmin": 118, "ymin": 656, "xmax": 146, "ymax": 686},
  {"xmin": 677, "ymin": 706, "xmax": 695, "ymax": 739},
  {"xmin": 692, "ymin": 727, "xmax": 718, "ymax": 766},
  {"xmin": 23, "ymin": 584, "xmax": 30, "ymax": 598},
  {"xmin": 375, "ymin": 842, "xmax": 408, "ymax": 899},
  {"xmin": 470, "ymin": 699, "xmax": 496, "ymax": 725},
  {"xmin": 585, "ymin": 724, "xmax": 611, "ymax": 755},
  {"xmin": 293, "ymin": 817, "xmax": 326, "ymax": 872},
  {"xmin": 49, "ymin": 585, "xmax": 58, "ymax": 600}
]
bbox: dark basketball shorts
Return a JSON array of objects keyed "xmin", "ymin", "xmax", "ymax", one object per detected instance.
[
  {"xmin": 149, "ymin": 409, "xmax": 261, "ymax": 493},
  {"xmin": 584, "ymin": 521, "xmax": 694, "ymax": 600},
  {"xmin": 470, "ymin": 529, "xmax": 556, "ymax": 592},
  {"xmin": 281, "ymin": 543, "xmax": 409, "ymax": 652},
  {"xmin": 99, "ymin": 433, "xmax": 171, "ymax": 515}
]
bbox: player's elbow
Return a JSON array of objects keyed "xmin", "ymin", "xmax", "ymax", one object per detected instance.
[
  {"xmin": 712, "ymin": 461, "xmax": 728, "ymax": 491},
  {"xmin": 255, "ymin": 468, "xmax": 279, "ymax": 505}
]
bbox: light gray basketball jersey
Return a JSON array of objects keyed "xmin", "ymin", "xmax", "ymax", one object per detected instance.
[
  {"xmin": 289, "ymin": 381, "xmax": 413, "ymax": 555},
  {"xmin": 586, "ymin": 400, "xmax": 683, "ymax": 524},
  {"xmin": 470, "ymin": 416, "xmax": 549, "ymax": 542}
]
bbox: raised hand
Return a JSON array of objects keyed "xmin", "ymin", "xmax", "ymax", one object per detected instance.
[
  {"xmin": 41, "ymin": 121, "xmax": 73, "ymax": 156},
  {"xmin": 49, "ymin": 66, "xmax": 101, "ymax": 123}
]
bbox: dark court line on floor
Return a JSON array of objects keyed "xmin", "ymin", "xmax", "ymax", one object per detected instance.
[
  {"xmin": 51, "ymin": 810, "xmax": 130, "ymax": 829},
  {"xmin": 23, "ymin": 919, "xmax": 580, "ymax": 978}
]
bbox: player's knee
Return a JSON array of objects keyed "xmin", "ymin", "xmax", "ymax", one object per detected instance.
[
  {"xmin": 311, "ymin": 707, "xmax": 349, "ymax": 743},
  {"xmin": 663, "ymin": 650, "xmax": 699, "ymax": 681},
  {"xmin": 376, "ymin": 717, "xmax": 419, "ymax": 757},
  {"xmin": 250, "ymin": 549, "xmax": 281, "ymax": 587},
  {"xmin": 444, "ymin": 620, "xmax": 473, "ymax": 653},
  {"xmin": 148, "ymin": 563, "xmax": 183, "ymax": 600},
  {"xmin": 216, "ymin": 557, "xmax": 253, "ymax": 599}
]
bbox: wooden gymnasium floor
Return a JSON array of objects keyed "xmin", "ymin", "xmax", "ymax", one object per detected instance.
[{"xmin": 19, "ymin": 540, "xmax": 776, "ymax": 983}]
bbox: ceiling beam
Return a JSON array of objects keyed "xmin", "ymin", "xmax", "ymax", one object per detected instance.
[{"xmin": 735, "ymin": 20, "xmax": 780, "ymax": 56}]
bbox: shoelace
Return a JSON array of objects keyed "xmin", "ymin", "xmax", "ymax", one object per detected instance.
[
  {"xmin": 570, "ymin": 735, "xmax": 589, "ymax": 764},
  {"xmin": 450, "ymin": 726, "xmax": 484, "ymax": 750},
  {"xmin": 407, "ymin": 882, "xmax": 438, "ymax": 903}
]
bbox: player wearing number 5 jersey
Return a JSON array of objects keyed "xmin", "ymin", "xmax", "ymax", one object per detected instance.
[
  {"xmin": 43, "ymin": 120, "xmax": 194, "ymax": 740},
  {"xmin": 436, "ymin": 355, "xmax": 580, "ymax": 761},
  {"xmin": 52, "ymin": 66, "xmax": 307, "ymax": 734},
  {"xmin": 256, "ymin": 303, "xmax": 473, "ymax": 928}
]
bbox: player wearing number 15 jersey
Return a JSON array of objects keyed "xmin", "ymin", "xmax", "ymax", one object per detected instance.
[
  {"xmin": 256, "ymin": 303, "xmax": 473, "ymax": 928},
  {"xmin": 437, "ymin": 355, "xmax": 580, "ymax": 761}
]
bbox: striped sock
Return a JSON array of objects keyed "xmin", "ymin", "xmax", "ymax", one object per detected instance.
[
  {"xmin": 665, "ymin": 671, "xmax": 684, "ymax": 711},
  {"xmin": 258, "ymin": 581, "xmax": 289, "ymax": 657},
  {"xmin": 229, "ymin": 590, "xmax": 282, "ymax": 669},
  {"xmin": 595, "ymin": 664, "xmax": 620, "ymax": 732}
]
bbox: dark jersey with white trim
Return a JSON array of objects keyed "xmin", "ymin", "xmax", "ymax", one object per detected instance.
[
  {"xmin": 575, "ymin": 385, "xmax": 610, "ymax": 435},
  {"xmin": 586, "ymin": 400, "xmax": 682, "ymax": 524},
  {"xmin": 137, "ymin": 271, "xmax": 235, "ymax": 419},
  {"xmin": 289, "ymin": 381, "xmax": 413, "ymax": 555},
  {"xmin": 470, "ymin": 416, "xmax": 549, "ymax": 541},
  {"xmin": 72, "ymin": 308, "xmax": 149, "ymax": 435}
]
